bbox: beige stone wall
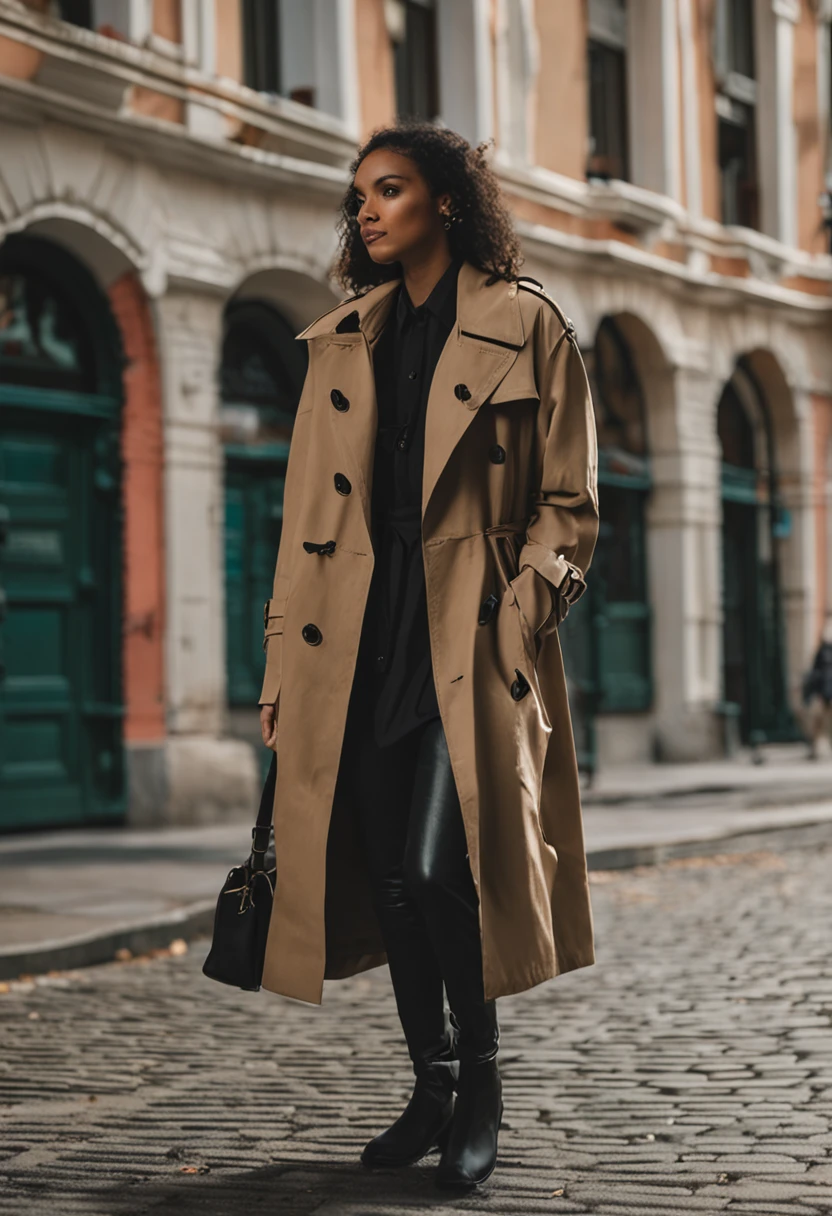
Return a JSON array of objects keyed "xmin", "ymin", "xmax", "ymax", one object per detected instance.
[
  {"xmin": 793, "ymin": 3, "xmax": 826, "ymax": 255},
  {"xmin": 694, "ymin": 0, "xmax": 720, "ymax": 223},
  {"xmin": 355, "ymin": 0, "xmax": 396, "ymax": 139},
  {"xmin": 215, "ymin": 0, "xmax": 243, "ymax": 83},
  {"xmin": 533, "ymin": 0, "xmax": 586, "ymax": 178}
]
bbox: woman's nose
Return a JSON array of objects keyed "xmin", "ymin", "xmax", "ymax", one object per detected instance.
[{"xmin": 358, "ymin": 199, "xmax": 378, "ymax": 225}]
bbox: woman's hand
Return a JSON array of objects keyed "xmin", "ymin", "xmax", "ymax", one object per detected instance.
[{"xmin": 260, "ymin": 704, "xmax": 278, "ymax": 750}]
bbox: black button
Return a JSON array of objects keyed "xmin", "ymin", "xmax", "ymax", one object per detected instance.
[
  {"xmin": 454, "ymin": 383, "xmax": 472, "ymax": 401},
  {"xmin": 489, "ymin": 445, "xmax": 506, "ymax": 464},
  {"xmin": 511, "ymin": 670, "xmax": 530, "ymax": 701},
  {"xmin": 334, "ymin": 473, "xmax": 352, "ymax": 495},
  {"xmin": 302, "ymin": 623, "xmax": 322, "ymax": 646},
  {"xmin": 374, "ymin": 654, "xmax": 385, "ymax": 672},
  {"xmin": 478, "ymin": 594, "xmax": 499, "ymax": 625},
  {"xmin": 330, "ymin": 389, "xmax": 350, "ymax": 411},
  {"xmin": 408, "ymin": 371, "xmax": 417, "ymax": 380}
]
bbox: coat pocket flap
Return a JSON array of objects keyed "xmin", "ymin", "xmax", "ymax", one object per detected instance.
[{"xmin": 488, "ymin": 362, "xmax": 540, "ymax": 407}]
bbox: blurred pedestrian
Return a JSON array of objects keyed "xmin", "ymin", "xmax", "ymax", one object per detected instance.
[
  {"xmin": 256, "ymin": 122, "xmax": 598, "ymax": 1189},
  {"xmin": 803, "ymin": 618, "xmax": 832, "ymax": 759}
]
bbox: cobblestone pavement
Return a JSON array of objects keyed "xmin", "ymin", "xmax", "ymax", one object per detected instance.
[{"xmin": 2, "ymin": 844, "xmax": 832, "ymax": 1216}]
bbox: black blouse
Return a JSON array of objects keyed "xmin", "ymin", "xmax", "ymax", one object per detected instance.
[{"xmin": 354, "ymin": 257, "xmax": 462, "ymax": 748}]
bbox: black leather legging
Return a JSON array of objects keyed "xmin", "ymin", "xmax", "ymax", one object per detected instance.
[{"xmin": 337, "ymin": 693, "xmax": 498, "ymax": 1074}]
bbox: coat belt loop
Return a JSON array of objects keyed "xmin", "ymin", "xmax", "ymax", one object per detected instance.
[{"xmin": 483, "ymin": 520, "xmax": 527, "ymax": 591}]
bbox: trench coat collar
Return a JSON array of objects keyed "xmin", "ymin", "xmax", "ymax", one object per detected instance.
[
  {"xmin": 297, "ymin": 262, "xmax": 527, "ymax": 530},
  {"xmin": 295, "ymin": 262, "xmax": 526, "ymax": 350}
]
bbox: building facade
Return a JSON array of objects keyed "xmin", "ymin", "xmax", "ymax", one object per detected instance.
[{"xmin": 0, "ymin": 0, "xmax": 830, "ymax": 828}]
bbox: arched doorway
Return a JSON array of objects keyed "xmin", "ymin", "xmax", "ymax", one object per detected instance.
[
  {"xmin": 560, "ymin": 316, "xmax": 653, "ymax": 774},
  {"xmin": 220, "ymin": 301, "xmax": 307, "ymax": 711},
  {"xmin": 718, "ymin": 360, "xmax": 791, "ymax": 743},
  {"xmin": 0, "ymin": 235, "xmax": 125, "ymax": 829}
]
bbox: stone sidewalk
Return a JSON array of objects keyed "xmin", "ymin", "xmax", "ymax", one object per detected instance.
[
  {"xmin": 1, "ymin": 747, "xmax": 830, "ymax": 980},
  {"xmin": 2, "ymin": 842, "xmax": 832, "ymax": 1215}
]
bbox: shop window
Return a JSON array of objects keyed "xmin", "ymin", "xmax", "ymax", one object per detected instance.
[
  {"xmin": 57, "ymin": 0, "xmax": 93, "ymax": 27},
  {"xmin": 0, "ymin": 269, "xmax": 95, "ymax": 392},
  {"xmin": 714, "ymin": 0, "xmax": 759, "ymax": 228},
  {"xmin": 243, "ymin": 0, "xmax": 281, "ymax": 94},
  {"xmin": 392, "ymin": 0, "xmax": 439, "ymax": 121},
  {"xmin": 587, "ymin": 0, "xmax": 629, "ymax": 182}
]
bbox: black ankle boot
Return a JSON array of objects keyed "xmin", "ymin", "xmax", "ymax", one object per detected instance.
[
  {"xmin": 361, "ymin": 1056, "xmax": 458, "ymax": 1170},
  {"xmin": 435, "ymin": 1057, "xmax": 502, "ymax": 1188}
]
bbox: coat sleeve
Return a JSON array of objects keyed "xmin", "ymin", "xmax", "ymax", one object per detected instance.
[
  {"xmin": 258, "ymin": 401, "xmax": 314, "ymax": 707},
  {"xmin": 510, "ymin": 307, "xmax": 599, "ymax": 640}
]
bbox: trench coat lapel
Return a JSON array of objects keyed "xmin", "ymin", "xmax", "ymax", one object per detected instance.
[
  {"xmin": 423, "ymin": 264, "xmax": 525, "ymax": 520},
  {"xmin": 297, "ymin": 280, "xmax": 399, "ymax": 546}
]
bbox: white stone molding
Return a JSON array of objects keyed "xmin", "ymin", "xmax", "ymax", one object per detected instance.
[
  {"xmin": 678, "ymin": 0, "xmax": 703, "ymax": 218},
  {"xmin": 436, "ymin": 0, "xmax": 493, "ymax": 146},
  {"xmin": 156, "ymin": 288, "xmax": 227, "ymax": 738},
  {"xmin": 494, "ymin": 0, "xmax": 538, "ymax": 166},
  {"xmin": 755, "ymin": 0, "xmax": 798, "ymax": 246},
  {"xmin": 628, "ymin": 0, "xmax": 682, "ymax": 201}
]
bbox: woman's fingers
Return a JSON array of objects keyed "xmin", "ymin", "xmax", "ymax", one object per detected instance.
[{"xmin": 260, "ymin": 705, "xmax": 276, "ymax": 747}]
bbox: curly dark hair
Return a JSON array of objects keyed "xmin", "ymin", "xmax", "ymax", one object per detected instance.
[{"xmin": 333, "ymin": 122, "xmax": 523, "ymax": 295}]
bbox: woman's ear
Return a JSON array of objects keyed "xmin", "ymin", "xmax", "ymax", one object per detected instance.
[{"xmin": 437, "ymin": 192, "xmax": 453, "ymax": 220}]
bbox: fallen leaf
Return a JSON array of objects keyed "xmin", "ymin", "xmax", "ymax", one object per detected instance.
[
  {"xmin": 115, "ymin": 948, "xmax": 133, "ymax": 962},
  {"xmin": 27, "ymin": 1011, "xmax": 40, "ymax": 1020},
  {"xmin": 0, "ymin": 983, "xmax": 9, "ymax": 995},
  {"xmin": 717, "ymin": 1173, "xmax": 730, "ymax": 1184},
  {"xmin": 169, "ymin": 939, "xmax": 188, "ymax": 957},
  {"xmin": 551, "ymin": 1187, "xmax": 565, "ymax": 1196},
  {"xmin": 179, "ymin": 1165, "xmax": 210, "ymax": 1175}
]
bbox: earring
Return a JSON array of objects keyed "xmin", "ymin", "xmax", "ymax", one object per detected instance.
[{"xmin": 443, "ymin": 218, "xmax": 452, "ymax": 230}]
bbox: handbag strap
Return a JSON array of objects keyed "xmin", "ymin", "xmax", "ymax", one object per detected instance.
[{"xmin": 251, "ymin": 751, "xmax": 277, "ymax": 872}]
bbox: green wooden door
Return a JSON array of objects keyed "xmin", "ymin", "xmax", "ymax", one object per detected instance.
[
  {"xmin": 0, "ymin": 410, "xmax": 124, "ymax": 829},
  {"xmin": 718, "ymin": 368, "xmax": 794, "ymax": 745},
  {"xmin": 221, "ymin": 301, "xmax": 307, "ymax": 708},
  {"xmin": 225, "ymin": 446, "xmax": 289, "ymax": 704},
  {"xmin": 0, "ymin": 236, "xmax": 124, "ymax": 830}
]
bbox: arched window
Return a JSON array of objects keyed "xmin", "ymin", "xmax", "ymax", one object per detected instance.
[
  {"xmin": 718, "ymin": 360, "xmax": 790, "ymax": 742},
  {"xmin": 559, "ymin": 316, "xmax": 652, "ymax": 775},
  {"xmin": 221, "ymin": 301, "xmax": 308, "ymax": 708},
  {"xmin": 0, "ymin": 266, "xmax": 96, "ymax": 391},
  {"xmin": 0, "ymin": 235, "xmax": 124, "ymax": 830}
]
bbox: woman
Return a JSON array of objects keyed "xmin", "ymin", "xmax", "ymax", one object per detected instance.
[{"xmin": 258, "ymin": 123, "xmax": 599, "ymax": 1189}]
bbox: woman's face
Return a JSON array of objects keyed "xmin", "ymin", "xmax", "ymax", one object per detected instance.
[{"xmin": 353, "ymin": 148, "xmax": 450, "ymax": 267}]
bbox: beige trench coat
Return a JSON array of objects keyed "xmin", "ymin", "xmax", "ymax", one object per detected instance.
[{"xmin": 258, "ymin": 261, "xmax": 599, "ymax": 1005}]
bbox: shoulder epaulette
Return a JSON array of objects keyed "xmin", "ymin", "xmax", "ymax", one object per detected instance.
[{"xmin": 516, "ymin": 277, "xmax": 577, "ymax": 341}]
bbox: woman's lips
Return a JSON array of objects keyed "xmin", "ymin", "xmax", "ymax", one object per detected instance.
[{"xmin": 363, "ymin": 231, "xmax": 386, "ymax": 245}]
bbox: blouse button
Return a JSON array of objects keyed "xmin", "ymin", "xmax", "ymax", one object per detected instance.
[
  {"xmin": 408, "ymin": 371, "xmax": 417, "ymax": 381},
  {"xmin": 302, "ymin": 623, "xmax": 323, "ymax": 646},
  {"xmin": 334, "ymin": 473, "xmax": 352, "ymax": 495},
  {"xmin": 331, "ymin": 389, "xmax": 350, "ymax": 411},
  {"xmin": 489, "ymin": 445, "xmax": 506, "ymax": 464}
]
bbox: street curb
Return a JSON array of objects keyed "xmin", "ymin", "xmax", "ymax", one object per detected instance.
[
  {"xmin": 2, "ymin": 817, "xmax": 831, "ymax": 980},
  {"xmin": 586, "ymin": 816, "xmax": 832, "ymax": 871},
  {"xmin": 0, "ymin": 900, "xmax": 216, "ymax": 982}
]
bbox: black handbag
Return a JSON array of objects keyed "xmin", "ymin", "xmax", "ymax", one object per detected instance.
[{"xmin": 203, "ymin": 752, "xmax": 277, "ymax": 991}]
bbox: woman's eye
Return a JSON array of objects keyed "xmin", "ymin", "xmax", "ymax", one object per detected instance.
[{"xmin": 383, "ymin": 187, "xmax": 399, "ymax": 197}]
